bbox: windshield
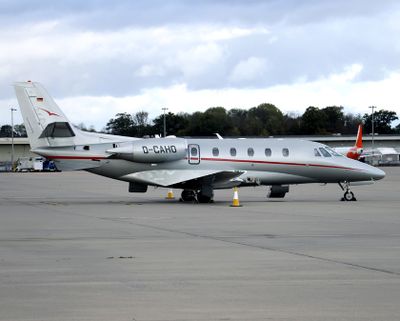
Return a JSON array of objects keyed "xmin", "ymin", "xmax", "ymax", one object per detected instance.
[{"xmin": 325, "ymin": 146, "xmax": 343, "ymax": 157}]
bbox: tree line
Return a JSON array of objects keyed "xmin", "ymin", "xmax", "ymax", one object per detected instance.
[
  {"xmin": 1, "ymin": 104, "xmax": 399, "ymax": 138},
  {"xmin": 0, "ymin": 124, "xmax": 27, "ymax": 137},
  {"xmin": 105, "ymin": 104, "xmax": 400, "ymax": 137}
]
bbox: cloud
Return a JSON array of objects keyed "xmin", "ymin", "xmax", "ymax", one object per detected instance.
[
  {"xmin": 1, "ymin": 1, "xmax": 400, "ymax": 130},
  {"xmin": 229, "ymin": 57, "xmax": 269, "ymax": 84},
  {"xmin": 174, "ymin": 43, "xmax": 225, "ymax": 78},
  {"xmin": 0, "ymin": 23, "xmax": 271, "ymax": 97},
  {"xmin": 3, "ymin": 64, "xmax": 399, "ymax": 131}
]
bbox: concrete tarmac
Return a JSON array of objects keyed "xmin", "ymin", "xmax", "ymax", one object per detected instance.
[{"xmin": 1, "ymin": 168, "xmax": 400, "ymax": 321}]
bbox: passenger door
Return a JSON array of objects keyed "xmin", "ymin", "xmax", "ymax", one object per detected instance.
[{"xmin": 188, "ymin": 144, "xmax": 200, "ymax": 165}]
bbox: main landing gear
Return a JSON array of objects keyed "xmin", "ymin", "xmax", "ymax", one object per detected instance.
[
  {"xmin": 338, "ymin": 182, "xmax": 357, "ymax": 201},
  {"xmin": 180, "ymin": 190, "xmax": 197, "ymax": 202},
  {"xmin": 180, "ymin": 189, "xmax": 214, "ymax": 203}
]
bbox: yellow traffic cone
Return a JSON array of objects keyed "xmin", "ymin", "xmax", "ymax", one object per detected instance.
[
  {"xmin": 165, "ymin": 189, "xmax": 175, "ymax": 199},
  {"xmin": 230, "ymin": 187, "xmax": 242, "ymax": 207}
]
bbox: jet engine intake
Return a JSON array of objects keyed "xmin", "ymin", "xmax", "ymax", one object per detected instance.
[{"xmin": 107, "ymin": 137, "xmax": 187, "ymax": 163}]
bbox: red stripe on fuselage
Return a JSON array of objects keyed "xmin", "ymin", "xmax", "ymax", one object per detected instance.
[
  {"xmin": 199, "ymin": 157, "xmax": 357, "ymax": 171},
  {"xmin": 45, "ymin": 155, "xmax": 357, "ymax": 171}
]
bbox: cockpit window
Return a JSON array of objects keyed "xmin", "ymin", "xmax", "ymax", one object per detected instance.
[
  {"xmin": 319, "ymin": 147, "xmax": 332, "ymax": 157},
  {"xmin": 325, "ymin": 146, "xmax": 342, "ymax": 157},
  {"xmin": 314, "ymin": 148, "xmax": 321, "ymax": 157}
]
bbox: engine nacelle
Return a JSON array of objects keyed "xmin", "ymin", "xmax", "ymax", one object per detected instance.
[{"xmin": 108, "ymin": 137, "xmax": 187, "ymax": 163}]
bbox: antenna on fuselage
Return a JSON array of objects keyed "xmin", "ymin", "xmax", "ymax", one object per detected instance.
[{"xmin": 215, "ymin": 133, "xmax": 223, "ymax": 139}]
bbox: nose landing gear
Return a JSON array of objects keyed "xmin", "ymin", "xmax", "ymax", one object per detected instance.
[{"xmin": 338, "ymin": 182, "xmax": 357, "ymax": 201}]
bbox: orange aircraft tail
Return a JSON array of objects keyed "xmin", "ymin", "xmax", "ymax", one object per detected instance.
[{"xmin": 346, "ymin": 124, "xmax": 363, "ymax": 160}]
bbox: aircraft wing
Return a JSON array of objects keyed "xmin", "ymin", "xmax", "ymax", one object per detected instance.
[{"xmin": 121, "ymin": 169, "xmax": 244, "ymax": 187}]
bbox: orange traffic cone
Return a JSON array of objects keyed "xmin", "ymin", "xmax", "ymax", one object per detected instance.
[
  {"xmin": 230, "ymin": 187, "xmax": 242, "ymax": 207},
  {"xmin": 165, "ymin": 189, "xmax": 175, "ymax": 199}
]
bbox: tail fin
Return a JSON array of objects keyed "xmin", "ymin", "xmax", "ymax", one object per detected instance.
[
  {"xmin": 346, "ymin": 124, "xmax": 363, "ymax": 160},
  {"xmin": 14, "ymin": 81, "xmax": 76, "ymax": 149},
  {"xmin": 355, "ymin": 124, "xmax": 363, "ymax": 149}
]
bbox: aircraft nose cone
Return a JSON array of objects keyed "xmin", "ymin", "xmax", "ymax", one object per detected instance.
[{"xmin": 371, "ymin": 167, "xmax": 385, "ymax": 180}]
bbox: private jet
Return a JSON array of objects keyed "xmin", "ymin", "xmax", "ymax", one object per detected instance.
[{"xmin": 14, "ymin": 81, "xmax": 385, "ymax": 203}]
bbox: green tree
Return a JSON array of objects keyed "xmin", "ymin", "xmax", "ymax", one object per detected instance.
[
  {"xmin": 0, "ymin": 124, "xmax": 27, "ymax": 137},
  {"xmin": 184, "ymin": 107, "xmax": 233, "ymax": 136},
  {"xmin": 363, "ymin": 109, "xmax": 398, "ymax": 134},
  {"xmin": 228, "ymin": 108, "xmax": 248, "ymax": 136},
  {"xmin": 300, "ymin": 106, "xmax": 328, "ymax": 134},
  {"xmin": 152, "ymin": 112, "xmax": 190, "ymax": 136},
  {"xmin": 394, "ymin": 123, "xmax": 400, "ymax": 134},
  {"xmin": 106, "ymin": 112, "xmax": 135, "ymax": 136},
  {"xmin": 283, "ymin": 113, "xmax": 302, "ymax": 135},
  {"xmin": 14, "ymin": 124, "xmax": 27, "ymax": 137},
  {"xmin": 342, "ymin": 113, "xmax": 363, "ymax": 134},
  {"xmin": 133, "ymin": 111, "xmax": 152, "ymax": 137},
  {"xmin": 321, "ymin": 106, "xmax": 345, "ymax": 133},
  {"xmin": 247, "ymin": 103, "xmax": 284, "ymax": 136},
  {"xmin": 0, "ymin": 125, "xmax": 13, "ymax": 137}
]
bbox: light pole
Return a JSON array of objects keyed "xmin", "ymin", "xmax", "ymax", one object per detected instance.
[
  {"xmin": 162, "ymin": 107, "xmax": 168, "ymax": 137},
  {"xmin": 369, "ymin": 106, "xmax": 376, "ymax": 162},
  {"xmin": 10, "ymin": 107, "xmax": 17, "ymax": 170}
]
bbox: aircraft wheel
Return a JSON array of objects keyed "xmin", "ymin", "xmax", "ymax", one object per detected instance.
[
  {"xmin": 197, "ymin": 193, "xmax": 213, "ymax": 203},
  {"xmin": 180, "ymin": 190, "xmax": 196, "ymax": 202},
  {"xmin": 343, "ymin": 191, "xmax": 356, "ymax": 201}
]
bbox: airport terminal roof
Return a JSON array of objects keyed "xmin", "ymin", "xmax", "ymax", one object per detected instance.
[{"xmin": 0, "ymin": 137, "xmax": 30, "ymax": 145}]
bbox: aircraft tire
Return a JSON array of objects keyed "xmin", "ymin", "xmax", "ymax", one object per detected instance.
[
  {"xmin": 180, "ymin": 190, "xmax": 196, "ymax": 202},
  {"xmin": 344, "ymin": 191, "xmax": 356, "ymax": 201},
  {"xmin": 197, "ymin": 194, "xmax": 213, "ymax": 203}
]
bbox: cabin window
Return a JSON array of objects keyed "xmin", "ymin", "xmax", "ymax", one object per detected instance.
[
  {"xmin": 83, "ymin": 145, "xmax": 90, "ymax": 151},
  {"xmin": 265, "ymin": 148, "xmax": 272, "ymax": 157},
  {"xmin": 314, "ymin": 148, "xmax": 321, "ymax": 157},
  {"xmin": 191, "ymin": 147, "xmax": 198, "ymax": 157},
  {"xmin": 282, "ymin": 148, "xmax": 289, "ymax": 157},
  {"xmin": 230, "ymin": 148, "xmax": 237, "ymax": 157},
  {"xmin": 319, "ymin": 147, "xmax": 331, "ymax": 157},
  {"xmin": 247, "ymin": 147, "xmax": 254, "ymax": 157},
  {"xmin": 212, "ymin": 147, "xmax": 219, "ymax": 156},
  {"xmin": 113, "ymin": 143, "xmax": 118, "ymax": 148}
]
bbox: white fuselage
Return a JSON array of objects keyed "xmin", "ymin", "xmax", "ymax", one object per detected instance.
[{"xmin": 39, "ymin": 137, "xmax": 384, "ymax": 188}]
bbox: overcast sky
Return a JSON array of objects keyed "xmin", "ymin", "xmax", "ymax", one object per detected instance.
[{"xmin": 1, "ymin": 0, "xmax": 400, "ymax": 129}]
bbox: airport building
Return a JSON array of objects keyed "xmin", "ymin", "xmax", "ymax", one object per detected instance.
[
  {"xmin": 0, "ymin": 137, "xmax": 35, "ymax": 162},
  {"xmin": 0, "ymin": 138, "xmax": 36, "ymax": 171}
]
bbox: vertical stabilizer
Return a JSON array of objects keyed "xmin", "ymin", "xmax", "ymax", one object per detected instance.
[
  {"xmin": 355, "ymin": 124, "xmax": 363, "ymax": 149},
  {"xmin": 14, "ymin": 81, "xmax": 75, "ymax": 149},
  {"xmin": 346, "ymin": 124, "xmax": 363, "ymax": 160}
]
